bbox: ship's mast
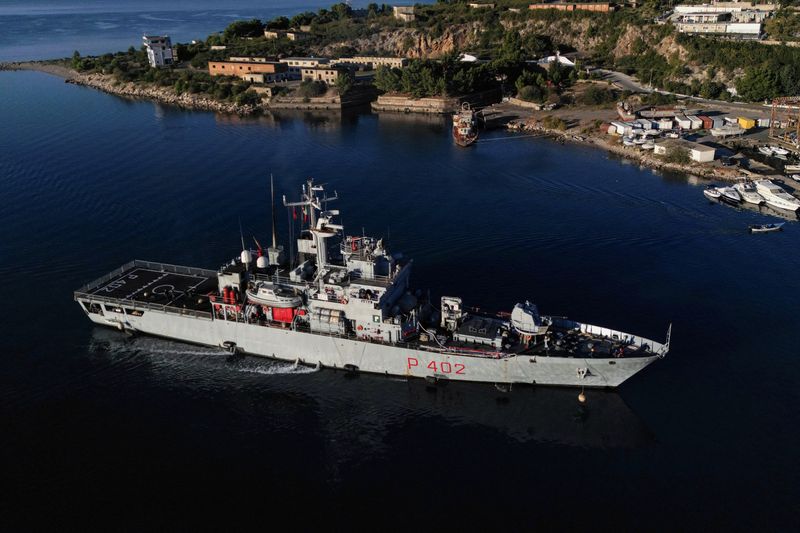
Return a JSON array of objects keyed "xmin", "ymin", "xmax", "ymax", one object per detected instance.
[{"xmin": 283, "ymin": 178, "xmax": 339, "ymax": 284}]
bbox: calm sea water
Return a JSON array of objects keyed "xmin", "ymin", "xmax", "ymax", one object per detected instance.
[
  {"xmin": 0, "ymin": 0, "xmax": 373, "ymax": 61},
  {"xmin": 2, "ymin": 32, "xmax": 800, "ymax": 533}
]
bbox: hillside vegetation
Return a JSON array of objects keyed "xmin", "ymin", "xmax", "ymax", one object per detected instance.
[{"xmin": 70, "ymin": 1, "xmax": 800, "ymax": 103}]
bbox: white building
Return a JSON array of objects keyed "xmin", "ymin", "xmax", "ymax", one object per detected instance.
[
  {"xmin": 393, "ymin": 6, "xmax": 415, "ymax": 22},
  {"xmin": 534, "ymin": 52, "xmax": 576, "ymax": 67},
  {"xmin": 330, "ymin": 56, "xmax": 408, "ymax": 69},
  {"xmin": 279, "ymin": 57, "xmax": 330, "ymax": 80},
  {"xmin": 654, "ymin": 139, "xmax": 716, "ymax": 162},
  {"xmin": 143, "ymin": 35, "xmax": 175, "ymax": 68}
]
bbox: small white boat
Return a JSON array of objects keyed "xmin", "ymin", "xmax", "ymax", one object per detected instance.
[
  {"xmin": 716, "ymin": 186, "xmax": 742, "ymax": 205},
  {"xmin": 770, "ymin": 146, "xmax": 789, "ymax": 156},
  {"xmin": 703, "ymin": 187, "xmax": 722, "ymax": 201},
  {"xmin": 790, "ymin": 174, "xmax": 800, "ymax": 183},
  {"xmin": 733, "ymin": 182, "xmax": 764, "ymax": 205},
  {"xmin": 758, "ymin": 146, "xmax": 774, "ymax": 156},
  {"xmin": 665, "ymin": 132, "xmax": 680, "ymax": 139},
  {"xmin": 642, "ymin": 142, "xmax": 655, "ymax": 150},
  {"xmin": 622, "ymin": 137, "xmax": 635, "ymax": 146},
  {"xmin": 749, "ymin": 222, "xmax": 784, "ymax": 234},
  {"xmin": 784, "ymin": 164, "xmax": 800, "ymax": 172},
  {"xmin": 246, "ymin": 282, "xmax": 303, "ymax": 308},
  {"xmin": 633, "ymin": 137, "xmax": 646, "ymax": 145}
]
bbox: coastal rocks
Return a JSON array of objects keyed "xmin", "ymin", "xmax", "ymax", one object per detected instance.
[{"xmin": 67, "ymin": 73, "xmax": 257, "ymax": 115}]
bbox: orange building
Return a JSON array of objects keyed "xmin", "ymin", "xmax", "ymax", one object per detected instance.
[
  {"xmin": 208, "ymin": 58, "xmax": 289, "ymax": 83},
  {"xmin": 529, "ymin": 2, "xmax": 617, "ymax": 12}
]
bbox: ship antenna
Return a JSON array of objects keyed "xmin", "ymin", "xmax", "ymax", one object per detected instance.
[
  {"xmin": 270, "ymin": 174, "xmax": 278, "ymax": 250},
  {"xmin": 239, "ymin": 217, "xmax": 246, "ymax": 251}
]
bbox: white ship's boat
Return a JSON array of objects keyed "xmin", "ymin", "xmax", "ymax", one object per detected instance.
[
  {"xmin": 733, "ymin": 181, "xmax": 764, "ymax": 205},
  {"xmin": 74, "ymin": 179, "xmax": 670, "ymax": 389},
  {"xmin": 716, "ymin": 186, "xmax": 741, "ymax": 205},
  {"xmin": 703, "ymin": 187, "xmax": 721, "ymax": 201},
  {"xmin": 246, "ymin": 281, "xmax": 302, "ymax": 308},
  {"xmin": 755, "ymin": 179, "xmax": 800, "ymax": 212},
  {"xmin": 790, "ymin": 174, "xmax": 800, "ymax": 183},
  {"xmin": 641, "ymin": 142, "xmax": 655, "ymax": 150}
]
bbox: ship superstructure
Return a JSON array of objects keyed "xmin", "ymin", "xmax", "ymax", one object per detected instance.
[{"xmin": 75, "ymin": 179, "xmax": 670, "ymax": 388}]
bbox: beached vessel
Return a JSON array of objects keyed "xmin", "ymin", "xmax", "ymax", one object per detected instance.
[{"xmin": 74, "ymin": 180, "xmax": 670, "ymax": 388}]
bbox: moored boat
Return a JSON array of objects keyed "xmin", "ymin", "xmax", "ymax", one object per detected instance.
[
  {"xmin": 758, "ymin": 146, "xmax": 774, "ymax": 156},
  {"xmin": 754, "ymin": 179, "xmax": 800, "ymax": 212},
  {"xmin": 703, "ymin": 187, "xmax": 722, "ymax": 201},
  {"xmin": 452, "ymin": 102, "xmax": 478, "ymax": 147},
  {"xmin": 716, "ymin": 186, "xmax": 742, "ymax": 206},
  {"xmin": 733, "ymin": 181, "xmax": 764, "ymax": 205}
]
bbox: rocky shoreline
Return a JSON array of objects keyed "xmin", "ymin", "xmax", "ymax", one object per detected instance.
[
  {"xmin": 507, "ymin": 119, "xmax": 743, "ymax": 182},
  {"xmin": 1, "ymin": 61, "xmax": 259, "ymax": 115}
]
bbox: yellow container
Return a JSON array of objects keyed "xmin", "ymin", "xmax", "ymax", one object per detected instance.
[{"xmin": 738, "ymin": 117, "xmax": 756, "ymax": 129}]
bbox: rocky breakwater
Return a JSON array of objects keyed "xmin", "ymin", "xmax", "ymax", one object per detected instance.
[{"xmin": 69, "ymin": 73, "xmax": 258, "ymax": 115}]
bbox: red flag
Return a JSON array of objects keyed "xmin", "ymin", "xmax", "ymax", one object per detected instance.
[
  {"xmin": 292, "ymin": 207, "xmax": 297, "ymax": 220},
  {"xmin": 303, "ymin": 207, "xmax": 308, "ymax": 223}
]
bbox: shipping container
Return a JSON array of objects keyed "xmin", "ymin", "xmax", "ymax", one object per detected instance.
[
  {"xmin": 758, "ymin": 118, "xmax": 771, "ymax": 128},
  {"xmin": 712, "ymin": 116, "xmax": 725, "ymax": 128},
  {"xmin": 738, "ymin": 117, "xmax": 756, "ymax": 129},
  {"xmin": 697, "ymin": 115, "xmax": 713, "ymax": 129},
  {"xmin": 686, "ymin": 115, "xmax": 703, "ymax": 130},
  {"xmin": 675, "ymin": 115, "xmax": 692, "ymax": 129},
  {"xmin": 657, "ymin": 118, "xmax": 674, "ymax": 130}
]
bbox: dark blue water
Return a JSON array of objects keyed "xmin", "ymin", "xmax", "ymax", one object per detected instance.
[
  {"xmin": 2, "ymin": 69, "xmax": 800, "ymax": 529},
  {"xmin": 0, "ymin": 1, "xmax": 372, "ymax": 61}
]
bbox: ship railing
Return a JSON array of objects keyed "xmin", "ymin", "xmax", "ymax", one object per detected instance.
[
  {"xmin": 578, "ymin": 323, "xmax": 667, "ymax": 355},
  {"xmin": 73, "ymin": 291, "xmax": 213, "ymax": 321},
  {"xmin": 77, "ymin": 260, "xmax": 217, "ymax": 293}
]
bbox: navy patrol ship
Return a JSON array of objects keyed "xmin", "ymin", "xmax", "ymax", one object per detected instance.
[{"xmin": 75, "ymin": 179, "xmax": 670, "ymax": 388}]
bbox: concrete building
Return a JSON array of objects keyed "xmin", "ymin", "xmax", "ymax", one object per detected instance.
[
  {"xmin": 208, "ymin": 58, "xmax": 289, "ymax": 83},
  {"xmin": 330, "ymin": 56, "xmax": 408, "ymax": 69},
  {"xmin": 654, "ymin": 139, "xmax": 716, "ymax": 162},
  {"xmin": 529, "ymin": 2, "xmax": 618, "ymax": 13},
  {"xmin": 672, "ymin": 2, "xmax": 776, "ymax": 39},
  {"xmin": 301, "ymin": 65, "xmax": 352, "ymax": 85},
  {"xmin": 143, "ymin": 35, "xmax": 176, "ymax": 68},
  {"xmin": 393, "ymin": 6, "xmax": 415, "ymax": 22},
  {"xmin": 264, "ymin": 29, "xmax": 310, "ymax": 41},
  {"xmin": 468, "ymin": 3, "xmax": 496, "ymax": 8},
  {"xmin": 279, "ymin": 57, "xmax": 330, "ymax": 79}
]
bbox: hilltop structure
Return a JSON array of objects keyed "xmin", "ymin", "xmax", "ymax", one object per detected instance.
[{"xmin": 142, "ymin": 35, "xmax": 176, "ymax": 68}]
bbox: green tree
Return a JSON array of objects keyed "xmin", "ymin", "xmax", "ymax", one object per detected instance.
[
  {"xmin": 374, "ymin": 65, "xmax": 401, "ymax": 92},
  {"xmin": 335, "ymin": 71, "xmax": 354, "ymax": 95},
  {"xmin": 664, "ymin": 147, "xmax": 690, "ymax": 165},
  {"xmin": 736, "ymin": 66, "xmax": 780, "ymax": 102},
  {"xmin": 223, "ymin": 19, "xmax": 264, "ymax": 40},
  {"xmin": 266, "ymin": 16, "xmax": 290, "ymax": 30}
]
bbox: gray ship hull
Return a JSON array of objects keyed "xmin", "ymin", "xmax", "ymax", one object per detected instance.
[{"xmin": 79, "ymin": 304, "xmax": 659, "ymax": 388}]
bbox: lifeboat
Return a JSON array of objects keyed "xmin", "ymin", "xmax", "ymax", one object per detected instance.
[{"xmin": 246, "ymin": 282, "xmax": 302, "ymax": 308}]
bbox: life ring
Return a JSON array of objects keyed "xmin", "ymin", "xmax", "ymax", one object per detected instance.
[
  {"xmin": 351, "ymin": 240, "xmax": 357, "ymax": 251},
  {"xmin": 357, "ymin": 325, "xmax": 363, "ymax": 331}
]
